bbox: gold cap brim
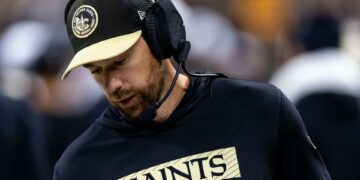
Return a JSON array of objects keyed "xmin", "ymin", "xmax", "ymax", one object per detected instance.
[{"xmin": 62, "ymin": 30, "xmax": 142, "ymax": 79}]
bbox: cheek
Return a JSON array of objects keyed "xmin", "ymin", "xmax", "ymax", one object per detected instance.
[
  {"xmin": 122, "ymin": 68, "xmax": 148, "ymax": 90},
  {"xmin": 93, "ymin": 70, "xmax": 127, "ymax": 91},
  {"xmin": 91, "ymin": 75, "xmax": 114, "ymax": 99},
  {"xmin": 92, "ymin": 75, "xmax": 106, "ymax": 90}
]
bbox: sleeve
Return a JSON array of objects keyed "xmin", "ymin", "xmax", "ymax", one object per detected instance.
[{"xmin": 276, "ymin": 91, "xmax": 332, "ymax": 180}]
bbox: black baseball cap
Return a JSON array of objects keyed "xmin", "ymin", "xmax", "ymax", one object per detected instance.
[{"xmin": 62, "ymin": 0, "xmax": 153, "ymax": 79}]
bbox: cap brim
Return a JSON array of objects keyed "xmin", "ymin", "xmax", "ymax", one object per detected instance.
[{"xmin": 62, "ymin": 30, "xmax": 142, "ymax": 79}]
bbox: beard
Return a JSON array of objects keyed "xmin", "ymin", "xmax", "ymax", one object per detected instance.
[{"xmin": 107, "ymin": 73, "xmax": 165, "ymax": 120}]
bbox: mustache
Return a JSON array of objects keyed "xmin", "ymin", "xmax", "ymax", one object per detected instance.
[{"xmin": 109, "ymin": 88, "xmax": 133, "ymax": 101}]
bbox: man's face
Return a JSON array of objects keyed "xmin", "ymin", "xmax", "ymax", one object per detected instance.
[{"xmin": 84, "ymin": 37, "xmax": 164, "ymax": 119}]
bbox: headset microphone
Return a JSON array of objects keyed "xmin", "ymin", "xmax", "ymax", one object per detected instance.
[{"xmin": 138, "ymin": 60, "xmax": 183, "ymax": 124}]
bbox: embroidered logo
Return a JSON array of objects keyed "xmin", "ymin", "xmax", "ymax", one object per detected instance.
[
  {"xmin": 118, "ymin": 147, "xmax": 241, "ymax": 180},
  {"xmin": 137, "ymin": 11, "xmax": 146, "ymax": 20},
  {"xmin": 72, "ymin": 5, "xmax": 98, "ymax": 38}
]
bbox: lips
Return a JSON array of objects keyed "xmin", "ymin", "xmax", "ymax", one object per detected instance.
[{"xmin": 117, "ymin": 95, "xmax": 136, "ymax": 106}]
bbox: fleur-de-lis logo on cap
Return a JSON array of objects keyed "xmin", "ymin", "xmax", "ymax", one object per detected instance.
[
  {"xmin": 75, "ymin": 15, "xmax": 90, "ymax": 31},
  {"xmin": 72, "ymin": 5, "xmax": 98, "ymax": 38}
]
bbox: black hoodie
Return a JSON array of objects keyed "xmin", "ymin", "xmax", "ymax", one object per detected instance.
[{"xmin": 54, "ymin": 76, "xmax": 331, "ymax": 180}]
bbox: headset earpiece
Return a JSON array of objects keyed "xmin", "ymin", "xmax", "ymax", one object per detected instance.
[
  {"xmin": 144, "ymin": 0, "xmax": 186, "ymax": 62},
  {"xmin": 144, "ymin": 3, "xmax": 172, "ymax": 59}
]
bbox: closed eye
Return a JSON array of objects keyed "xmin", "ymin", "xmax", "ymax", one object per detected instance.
[
  {"xmin": 83, "ymin": 64, "xmax": 102, "ymax": 74},
  {"xmin": 113, "ymin": 58, "xmax": 127, "ymax": 66},
  {"xmin": 90, "ymin": 68, "xmax": 101, "ymax": 74},
  {"xmin": 108, "ymin": 58, "xmax": 127, "ymax": 71}
]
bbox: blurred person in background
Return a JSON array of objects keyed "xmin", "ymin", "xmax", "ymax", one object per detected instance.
[
  {"xmin": 270, "ymin": 12, "xmax": 360, "ymax": 180},
  {"xmin": 0, "ymin": 19, "xmax": 49, "ymax": 180},
  {"xmin": 270, "ymin": 13, "xmax": 360, "ymax": 102},
  {"xmin": 0, "ymin": 20, "xmax": 108, "ymax": 176},
  {"xmin": 0, "ymin": 93, "xmax": 49, "ymax": 180},
  {"xmin": 0, "ymin": 46, "xmax": 49, "ymax": 179}
]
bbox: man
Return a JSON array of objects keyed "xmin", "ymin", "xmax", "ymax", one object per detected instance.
[{"xmin": 54, "ymin": 0, "xmax": 331, "ymax": 179}]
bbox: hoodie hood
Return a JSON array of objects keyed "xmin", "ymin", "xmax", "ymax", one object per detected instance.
[{"xmin": 95, "ymin": 76, "xmax": 213, "ymax": 135}]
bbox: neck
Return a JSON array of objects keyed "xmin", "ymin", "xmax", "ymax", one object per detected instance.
[{"xmin": 153, "ymin": 60, "xmax": 190, "ymax": 123}]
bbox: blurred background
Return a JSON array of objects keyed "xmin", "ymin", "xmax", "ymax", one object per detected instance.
[{"xmin": 0, "ymin": 0, "xmax": 359, "ymax": 179}]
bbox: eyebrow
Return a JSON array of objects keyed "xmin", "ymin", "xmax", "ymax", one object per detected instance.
[
  {"xmin": 113, "ymin": 57, "xmax": 126, "ymax": 64},
  {"xmin": 83, "ymin": 64, "xmax": 96, "ymax": 68},
  {"xmin": 83, "ymin": 57, "xmax": 127, "ymax": 69}
]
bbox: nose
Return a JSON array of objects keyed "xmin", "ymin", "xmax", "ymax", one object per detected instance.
[{"xmin": 104, "ymin": 73, "xmax": 124, "ymax": 93}]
